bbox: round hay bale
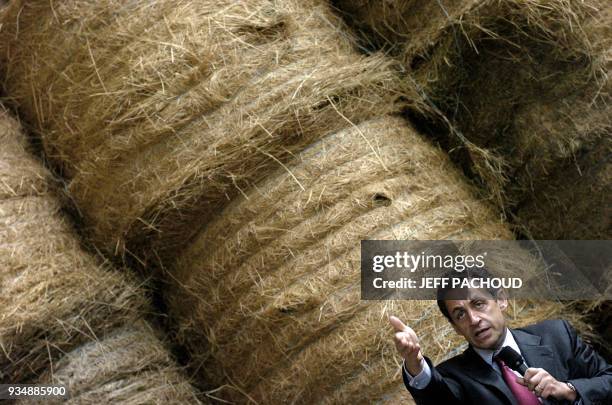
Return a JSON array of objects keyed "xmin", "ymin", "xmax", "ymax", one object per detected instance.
[
  {"xmin": 0, "ymin": 107, "xmax": 202, "ymax": 400},
  {"xmin": 513, "ymin": 95, "xmax": 611, "ymax": 240},
  {"xmin": 0, "ymin": 108, "xmax": 147, "ymax": 382},
  {"xmin": 1, "ymin": 0, "xmax": 348, "ymax": 172},
  {"xmin": 333, "ymin": 0, "xmax": 611, "ymax": 238},
  {"xmin": 167, "ymin": 115, "xmax": 586, "ymax": 403},
  {"xmin": 0, "ymin": 0, "xmax": 412, "ymax": 266},
  {"xmin": 0, "ymin": 108, "xmax": 188, "ymax": 394},
  {"xmin": 24, "ymin": 321, "xmax": 202, "ymax": 405}
]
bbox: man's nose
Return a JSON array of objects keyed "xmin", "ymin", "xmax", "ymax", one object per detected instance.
[{"xmin": 467, "ymin": 310, "xmax": 481, "ymax": 325}]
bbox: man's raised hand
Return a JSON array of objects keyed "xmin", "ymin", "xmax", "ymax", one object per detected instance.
[{"xmin": 390, "ymin": 315, "xmax": 424, "ymax": 376}]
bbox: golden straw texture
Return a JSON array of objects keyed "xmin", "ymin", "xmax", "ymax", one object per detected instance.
[
  {"xmin": 24, "ymin": 322, "xmax": 202, "ymax": 405},
  {"xmin": 0, "ymin": 107, "xmax": 201, "ymax": 403},
  {"xmin": 334, "ymin": 0, "xmax": 611, "ymax": 238},
  {"xmin": 0, "ymin": 0, "xmax": 415, "ymax": 265},
  {"xmin": 0, "ymin": 107, "xmax": 146, "ymax": 382}
]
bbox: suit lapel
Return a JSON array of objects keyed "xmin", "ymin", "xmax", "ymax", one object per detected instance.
[
  {"xmin": 511, "ymin": 328, "xmax": 561, "ymax": 405},
  {"xmin": 511, "ymin": 328, "xmax": 559, "ymax": 379},
  {"xmin": 462, "ymin": 347, "xmax": 517, "ymax": 405}
]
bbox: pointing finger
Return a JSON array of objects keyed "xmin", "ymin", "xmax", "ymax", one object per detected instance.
[{"xmin": 389, "ymin": 315, "xmax": 408, "ymax": 332}]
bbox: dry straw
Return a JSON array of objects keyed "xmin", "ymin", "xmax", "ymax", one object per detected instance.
[
  {"xmin": 24, "ymin": 322, "xmax": 202, "ymax": 405},
  {"xmin": 0, "ymin": 107, "xmax": 144, "ymax": 382},
  {"xmin": 334, "ymin": 0, "xmax": 611, "ymax": 238},
  {"xmin": 168, "ymin": 115, "xmax": 590, "ymax": 403},
  {"xmin": 332, "ymin": 0, "xmax": 481, "ymax": 54},
  {"xmin": 0, "ymin": 108, "xmax": 200, "ymax": 403},
  {"xmin": 0, "ymin": 0, "xmax": 417, "ymax": 266},
  {"xmin": 0, "ymin": 0, "xmax": 601, "ymax": 402},
  {"xmin": 512, "ymin": 92, "xmax": 611, "ymax": 240}
]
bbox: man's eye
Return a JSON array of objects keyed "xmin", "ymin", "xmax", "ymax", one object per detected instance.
[
  {"xmin": 475, "ymin": 301, "xmax": 484, "ymax": 308},
  {"xmin": 456, "ymin": 312, "xmax": 465, "ymax": 320}
]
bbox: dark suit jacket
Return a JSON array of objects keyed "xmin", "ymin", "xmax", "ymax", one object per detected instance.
[{"xmin": 403, "ymin": 319, "xmax": 611, "ymax": 405}]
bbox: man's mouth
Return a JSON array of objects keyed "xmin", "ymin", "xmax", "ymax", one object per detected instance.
[{"xmin": 475, "ymin": 327, "xmax": 491, "ymax": 338}]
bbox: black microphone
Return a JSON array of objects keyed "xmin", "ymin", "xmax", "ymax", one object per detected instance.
[{"xmin": 497, "ymin": 346, "xmax": 528, "ymax": 375}]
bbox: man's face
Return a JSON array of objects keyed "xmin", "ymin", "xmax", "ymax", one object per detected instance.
[{"xmin": 445, "ymin": 288, "xmax": 508, "ymax": 350}]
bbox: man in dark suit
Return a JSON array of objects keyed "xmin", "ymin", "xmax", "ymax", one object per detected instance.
[{"xmin": 391, "ymin": 269, "xmax": 612, "ymax": 405}]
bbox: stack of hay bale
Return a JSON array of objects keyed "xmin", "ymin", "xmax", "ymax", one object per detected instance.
[
  {"xmin": 0, "ymin": 107, "xmax": 201, "ymax": 402},
  {"xmin": 333, "ymin": 0, "xmax": 611, "ymax": 239},
  {"xmin": 0, "ymin": 0, "xmax": 406, "ymax": 267},
  {"xmin": 334, "ymin": 0, "xmax": 611, "ymax": 359},
  {"xmin": 0, "ymin": 0, "xmax": 600, "ymax": 403}
]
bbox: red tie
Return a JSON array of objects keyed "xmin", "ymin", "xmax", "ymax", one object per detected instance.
[{"xmin": 494, "ymin": 357, "xmax": 540, "ymax": 405}]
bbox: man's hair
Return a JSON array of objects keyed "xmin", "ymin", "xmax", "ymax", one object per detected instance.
[{"xmin": 436, "ymin": 267, "xmax": 500, "ymax": 323}]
